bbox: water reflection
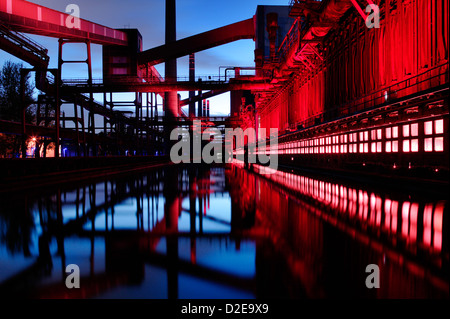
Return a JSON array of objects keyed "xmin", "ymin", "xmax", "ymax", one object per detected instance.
[{"xmin": 0, "ymin": 164, "xmax": 448, "ymax": 299}]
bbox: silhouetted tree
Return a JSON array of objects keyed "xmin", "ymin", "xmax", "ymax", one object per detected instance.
[
  {"xmin": 0, "ymin": 60, "xmax": 35, "ymax": 121},
  {"xmin": 0, "ymin": 61, "xmax": 36, "ymax": 157}
]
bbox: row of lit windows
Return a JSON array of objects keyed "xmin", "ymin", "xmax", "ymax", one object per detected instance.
[{"xmin": 256, "ymin": 119, "xmax": 445, "ymax": 155}]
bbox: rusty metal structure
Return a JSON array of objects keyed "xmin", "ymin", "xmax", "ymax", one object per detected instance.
[{"xmin": 0, "ymin": 0, "xmax": 448, "ymax": 182}]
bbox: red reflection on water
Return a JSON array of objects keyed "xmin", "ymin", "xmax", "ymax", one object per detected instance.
[
  {"xmin": 402, "ymin": 202, "xmax": 411, "ymax": 238},
  {"xmin": 246, "ymin": 162, "xmax": 445, "ymax": 254},
  {"xmin": 423, "ymin": 204, "xmax": 434, "ymax": 247},
  {"xmin": 358, "ymin": 190, "xmax": 369, "ymax": 221},
  {"xmin": 410, "ymin": 203, "xmax": 419, "ymax": 242},
  {"xmin": 434, "ymin": 202, "xmax": 444, "ymax": 252}
]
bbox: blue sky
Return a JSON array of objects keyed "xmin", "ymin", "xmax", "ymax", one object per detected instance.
[{"xmin": 1, "ymin": 0, "xmax": 289, "ymax": 115}]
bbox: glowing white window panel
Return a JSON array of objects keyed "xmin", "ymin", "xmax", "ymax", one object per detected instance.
[
  {"xmin": 359, "ymin": 132, "xmax": 364, "ymax": 141},
  {"xmin": 343, "ymin": 134, "xmax": 348, "ymax": 143},
  {"xmin": 435, "ymin": 119, "xmax": 444, "ymax": 134},
  {"xmin": 435, "ymin": 137, "xmax": 444, "ymax": 152},
  {"xmin": 411, "ymin": 123, "xmax": 419, "ymax": 137},
  {"xmin": 425, "ymin": 121, "xmax": 433, "ymax": 135},
  {"xmin": 371, "ymin": 130, "xmax": 377, "ymax": 140},
  {"xmin": 424, "ymin": 138, "xmax": 433, "ymax": 152},
  {"xmin": 403, "ymin": 140, "xmax": 410, "ymax": 152},
  {"xmin": 377, "ymin": 142, "xmax": 382, "ymax": 153},
  {"xmin": 371, "ymin": 143, "xmax": 377, "ymax": 153},
  {"xmin": 365, "ymin": 143, "xmax": 369, "ymax": 153},
  {"xmin": 359, "ymin": 144, "xmax": 364, "ymax": 153},
  {"xmin": 349, "ymin": 134, "xmax": 353, "ymax": 143},
  {"xmin": 377, "ymin": 129, "xmax": 382, "ymax": 140},
  {"xmin": 392, "ymin": 141, "xmax": 399, "ymax": 152},
  {"xmin": 403, "ymin": 125, "xmax": 410, "ymax": 137},
  {"xmin": 364, "ymin": 131, "xmax": 369, "ymax": 141},
  {"xmin": 386, "ymin": 141, "xmax": 392, "ymax": 152},
  {"xmin": 393, "ymin": 126, "xmax": 398, "ymax": 138},
  {"xmin": 386, "ymin": 127, "xmax": 392, "ymax": 139},
  {"xmin": 411, "ymin": 139, "xmax": 419, "ymax": 152}
]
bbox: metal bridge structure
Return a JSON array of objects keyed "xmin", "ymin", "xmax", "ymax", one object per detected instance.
[{"xmin": 0, "ymin": 0, "xmax": 268, "ymax": 159}]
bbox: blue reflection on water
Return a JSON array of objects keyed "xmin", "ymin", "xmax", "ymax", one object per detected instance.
[{"xmin": 0, "ymin": 165, "xmax": 447, "ymax": 299}]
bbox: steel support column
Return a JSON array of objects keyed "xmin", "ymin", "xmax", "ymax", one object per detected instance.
[
  {"xmin": 189, "ymin": 53, "xmax": 196, "ymax": 117},
  {"xmin": 164, "ymin": 0, "xmax": 178, "ymax": 155}
]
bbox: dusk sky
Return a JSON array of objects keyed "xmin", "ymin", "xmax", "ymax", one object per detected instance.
[{"xmin": 1, "ymin": 0, "xmax": 289, "ymax": 115}]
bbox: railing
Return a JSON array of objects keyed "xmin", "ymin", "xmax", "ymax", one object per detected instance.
[
  {"xmin": 289, "ymin": 62, "xmax": 449, "ymax": 132},
  {"xmin": 61, "ymin": 71, "xmax": 272, "ymax": 87},
  {"xmin": 0, "ymin": 22, "xmax": 49, "ymax": 65},
  {"xmin": 289, "ymin": 0, "xmax": 323, "ymax": 6}
]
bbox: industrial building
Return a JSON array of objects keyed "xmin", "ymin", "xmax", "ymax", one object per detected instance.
[{"xmin": 0, "ymin": 0, "xmax": 448, "ymax": 300}]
